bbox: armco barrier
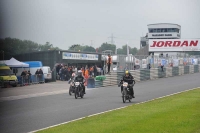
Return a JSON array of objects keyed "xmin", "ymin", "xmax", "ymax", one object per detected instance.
[{"xmin": 94, "ymin": 64, "xmax": 200, "ymax": 88}]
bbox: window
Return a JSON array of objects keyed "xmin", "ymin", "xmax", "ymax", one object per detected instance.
[
  {"xmin": 153, "ymin": 29, "xmax": 156, "ymax": 33},
  {"xmin": 171, "ymin": 28, "xmax": 175, "ymax": 32},
  {"xmin": 167, "ymin": 28, "xmax": 172, "ymax": 32},
  {"xmin": 149, "ymin": 29, "xmax": 153, "ymax": 33},
  {"xmin": 157, "ymin": 29, "xmax": 161, "ymax": 32}
]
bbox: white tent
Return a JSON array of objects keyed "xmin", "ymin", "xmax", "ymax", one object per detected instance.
[{"xmin": 5, "ymin": 57, "xmax": 29, "ymax": 67}]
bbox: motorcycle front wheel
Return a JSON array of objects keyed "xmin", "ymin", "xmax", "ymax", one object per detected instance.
[
  {"xmin": 122, "ymin": 88, "xmax": 127, "ymax": 103},
  {"xmin": 80, "ymin": 89, "xmax": 84, "ymax": 98}
]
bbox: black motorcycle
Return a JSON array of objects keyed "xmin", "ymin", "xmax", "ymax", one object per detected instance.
[
  {"xmin": 74, "ymin": 82, "xmax": 84, "ymax": 99},
  {"xmin": 119, "ymin": 79, "xmax": 135, "ymax": 103}
]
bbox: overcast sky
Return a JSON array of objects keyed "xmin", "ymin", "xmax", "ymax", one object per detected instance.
[{"xmin": 0, "ymin": 0, "xmax": 200, "ymax": 50}]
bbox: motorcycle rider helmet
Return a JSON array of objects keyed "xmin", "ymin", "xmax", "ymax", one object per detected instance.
[
  {"xmin": 77, "ymin": 70, "xmax": 82, "ymax": 76},
  {"xmin": 125, "ymin": 70, "xmax": 129, "ymax": 76}
]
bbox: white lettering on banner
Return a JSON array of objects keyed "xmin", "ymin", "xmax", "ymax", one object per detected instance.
[
  {"xmin": 149, "ymin": 39, "xmax": 200, "ymax": 52},
  {"xmin": 62, "ymin": 52, "xmax": 98, "ymax": 60}
]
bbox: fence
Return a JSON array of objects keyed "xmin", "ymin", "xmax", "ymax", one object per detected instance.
[
  {"xmin": 106, "ymin": 54, "xmax": 200, "ymax": 72},
  {"xmin": 17, "ymin": 74, "xmax": 45, "ymax": 86}
]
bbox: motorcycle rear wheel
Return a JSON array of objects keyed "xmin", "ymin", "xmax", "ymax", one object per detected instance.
[
  {"xmin": 69, "ymin": 86, "xmax": 72, "ymax": 96},
  {"xmin": 75, "ymin": 88, "xmax": 78, "ymax": 99}
]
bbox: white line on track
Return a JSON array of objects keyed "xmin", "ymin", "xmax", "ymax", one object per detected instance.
[{"xmin": 28, "ymin": 87, "xmax": 199, "ymax": 133}]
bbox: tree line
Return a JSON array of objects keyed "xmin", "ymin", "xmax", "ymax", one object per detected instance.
[
  {"xmin": 0, "ymin": 37, "xmax": 140, "ymax": 60},
  {"xmin": 0, "ymin": 37, "xmax": 60, "ymax": 60},
  {"xmin": 68, "ymin": 42, "xmax": 138, "ymax": 55}
]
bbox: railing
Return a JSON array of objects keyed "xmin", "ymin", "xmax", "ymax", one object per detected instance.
[{"xmin": 17, "ymin": 74, "xmax": 45, "ymax": 86}]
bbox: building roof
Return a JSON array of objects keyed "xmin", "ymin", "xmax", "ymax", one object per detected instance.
[{"xmin": 147, "ymin": 23, "xmax": 181, "ymax": 27}]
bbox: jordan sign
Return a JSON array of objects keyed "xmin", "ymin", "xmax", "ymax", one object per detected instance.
[{"xmin": 149, "ymin": 39, "xmax": 200, "ymax": 52}]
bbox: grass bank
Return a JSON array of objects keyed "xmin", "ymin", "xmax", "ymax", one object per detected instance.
[{"xmin": 37, "ymin": 88, "xmax": 200, "ymax": 133}]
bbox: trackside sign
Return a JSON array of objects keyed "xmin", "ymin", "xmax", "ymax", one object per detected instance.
[{"xmin": 149, "ymin": 39, "xmax": 200, "ymax": 52}]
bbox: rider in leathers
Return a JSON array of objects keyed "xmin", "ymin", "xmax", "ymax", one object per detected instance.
[
  {"xmin": 120, "ymin": 70, "xmax": 135, "ymax": 98},
  {"xmin": 74, "ymin": 70, "xmax": 86, "ymax": 94}
]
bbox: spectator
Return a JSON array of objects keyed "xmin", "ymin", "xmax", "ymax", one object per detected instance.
[
  {"xmin": 35, "ymin": 69, "xmax": 40, "ymax": 75},
  {"xmin": 21, "ymin": 70, "xmax": 27, "ymax": 85},
  {"xmin": 27, "ymin": 70, "xmax": 32, "ymax": 83},
  {"xmin": 94, "ymin": 65, "xmax": 97, "ymax": 77},
  {"xmin": 134, "ymin": 65, "xmax": 136, "ymax": 70},
  {"xmin": 38, "ymin": 68, "xmax": 44, "ymax": 83},
  {"xmin": 106, "ymin": 54, "xmax": 112, "ymax": 74},
  {"xmin": 148, "ymin": 63, "xmax": 151, "ymax": 69},
  {"xmin": 21, "ymin": 70, "xmax": 26, "ymax": 77},
  {"xmin": 161, "ymin": 65, "xmax": 164, "ymax": 72}
]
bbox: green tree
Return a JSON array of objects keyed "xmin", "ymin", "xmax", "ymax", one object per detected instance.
[
  {"xmin": 98, "ymin": 43, "xmax": 116, "ymax": 53},
  {"xmin": 0, "ymin": 37, "xmax": 61, "ymax": 59},
  {"xmin": 82, "ymin": 46, "xmax": 96, "ymax": 52},
  {"xmin": 130, "ymin": 47, "xmax": 138, "ymax": 55},
  {"xmin": 68, "ymin": 44, "xmax": 96, "ymax": 52},
  {"xmin": 117, "ymin": 45, "xmax": 138, "ymax": 55}
]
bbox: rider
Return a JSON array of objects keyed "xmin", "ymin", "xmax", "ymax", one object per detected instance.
[
  {"xmin": 120, "ymin": 70, "xmax": 135, "ymax": 98},
  {"xmin": 68, "ymin": 70, "xmax": 76, "ymax": 84},
  {"xmin": 74, "ymin": 70, "xmax": 86, "ymax": 94}
]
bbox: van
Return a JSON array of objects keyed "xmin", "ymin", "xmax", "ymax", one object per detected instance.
[
  {"xmin": 0, "ymin": 65, "xmax": 18, "ymax": 87},
  {"xmin": 42, "ymin": 66, "xmax": 52, "ymax": 82},
  {"xmin": 23, "ymin": 61, "xmax": 43, "ymax": 75}
]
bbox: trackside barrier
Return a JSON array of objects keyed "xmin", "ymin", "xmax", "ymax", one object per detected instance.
[
  {"xmin": 87, "ymin": 78, "xmax": 95, "ymax": 88},
  {"xmin": 17, "ymin": 76, "xmax": 31, "ymax": 86},
  {"xmin": 17, "ymin": 75, "xmax": 45, "ymax": 86},
  {"xmin": 94, "ymin": 64, "xmax": 200, "ymax": 88}
]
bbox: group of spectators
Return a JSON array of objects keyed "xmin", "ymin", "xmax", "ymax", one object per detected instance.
[
  {"xmin": 20, "ymin": 68, "xmax": 44, "ymax": 84},
  {"xmin": 56, "ymin": 64, "xmax": 104, "ymax": 82}
]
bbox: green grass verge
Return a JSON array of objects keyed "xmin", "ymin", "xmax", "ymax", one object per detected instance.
[{"xmin": 37, "ymin": 88, "xmax": 200, "ymax": 133}]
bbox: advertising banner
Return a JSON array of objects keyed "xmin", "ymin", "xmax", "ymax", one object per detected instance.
[
  {"xmin": 135, "ymin": 58, "xmax": 140, "ymax": 65},
  {"xmin": 62, "ymin": 52, "xmax": 98, "ymax": 60},
  {"xmin": 149, "ymin": 39, "xmax": 200, "ymax": 52},
  {"xmin": 142, "ymin": 59, "xmax": 147, "ymax": 68},
  {"xmin": 173, "ymin": 59, "xmax": 179, "ymax": 66},
  {"xmin": 161, "ymin": 59, "xmax": 166, "ymax": 66}
]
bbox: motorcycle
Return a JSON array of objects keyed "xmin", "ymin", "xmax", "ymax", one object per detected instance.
[
  {"xmin": 74, "ymin": 82, "xmax": 84, "ymax": 99},
  {"xmin": 119, "ymin": 79, "xmax": 135, "ymax": 103}
]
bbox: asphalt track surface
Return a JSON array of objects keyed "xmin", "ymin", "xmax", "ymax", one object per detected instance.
[{"xmin": 1, "ymin": 73, "xmax": 200, "ymax": 133}]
